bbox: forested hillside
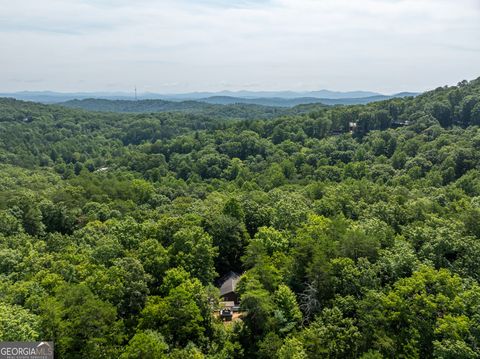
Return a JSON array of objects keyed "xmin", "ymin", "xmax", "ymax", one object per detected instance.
[
  {"xmin": 59, "ymin": 98, "xmax": 289, "ymax": 119},
  {"xmin": 1, "ymin": 77, "xmax": 480, "ymax": 358}
]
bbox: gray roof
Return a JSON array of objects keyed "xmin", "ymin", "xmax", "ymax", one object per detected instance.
[{"xmin": 219, "ymin": 272, "xmax": 241, "ymax": 296}]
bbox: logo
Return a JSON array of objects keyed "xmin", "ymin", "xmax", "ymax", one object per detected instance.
[{"xmin": 0, "ymin": 342, "xmax": 54, "ymax": 359}]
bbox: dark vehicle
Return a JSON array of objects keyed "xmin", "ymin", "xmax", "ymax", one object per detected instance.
[{"xmin": 220, "ymin": 308, "xmax": 233, "ymax": 321}]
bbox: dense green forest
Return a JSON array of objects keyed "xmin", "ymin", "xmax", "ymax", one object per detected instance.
[
  {"xmin": 58, "ymin": 93, "xmax": 414, "ymax": 113},
  {"xmin": 59, "ymin": 98, "xmax": 291, "ymax": 119},
  {"xmin": 1, "ymin": 77, "xmax": 480, "ymax": 358}
]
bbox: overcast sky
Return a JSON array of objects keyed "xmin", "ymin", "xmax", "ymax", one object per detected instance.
[{"xmin": 0, "ymin": 0, "xmax": 479, "ymax": 94}]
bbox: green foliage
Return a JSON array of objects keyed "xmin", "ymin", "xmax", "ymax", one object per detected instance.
[
  {"xmin": 120, "ymin": 330, "xmax": 169, "ymax": 359},
  {"xmin": 170, "ymin": 226, "xmax": 218, "ymax": 284},
  {"xmin": 139, "ymin": 276, "xmax": 208, "ymax": 348},
  {"xmin": 278, "ymin": 337, "xmax": 308, "ymax": 359},
  {"xmin": 251, "ymin": 226, "xmax": 289, "ymax": 255},
  {"xmin": 358, "ymin": 266, "xmax": 480, "ymax": 358},
  {"xmin": 1, "ymin": 77, "xmax": 480, "ymax": 357},
  {"xmin": 239, "ymin": 277, "xmax": 275, "ymax": 337},
  {"xmin": 40, "ymin": 284, "xmax": 124, "ymax": 359},
  {"xmin": 0, "ymin": 302, "xmax": 40, "ymax": 341},
  {"xmin": 273, "ymin": 285, "xmax": 302, "ymax": 335},
  {"xmin": 300, "ymin": 307, "xmax": 362, "ymax": 358}
]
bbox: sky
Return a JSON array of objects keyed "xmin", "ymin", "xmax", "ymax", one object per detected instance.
[{"xmin": 0, "ymin": 0, "xmax": 479, "ymax": 94}]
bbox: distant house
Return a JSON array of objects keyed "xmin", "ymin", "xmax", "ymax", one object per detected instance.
[
  {"xmin": 349, "ymin": 122, "xmax": 357, "ymax": 133},
  {"xmin": 218, "ymin": 271, "xmax": 241, "ymax": 304},
  {"xmin": 391, "ymin": 120, "xmax": 410, "ymax": 128},
  {"xmin": 95, "ymin": 167, "xmax": 109, "ymax": 172}
]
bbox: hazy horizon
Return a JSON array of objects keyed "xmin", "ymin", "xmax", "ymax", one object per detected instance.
[
  {"xmin": 0, "ymin": 88, "xmax": 415, "ymax": 96},
  {"xmin": 1, "ymin": 0, "xmax": 479, "ymax": 94}
]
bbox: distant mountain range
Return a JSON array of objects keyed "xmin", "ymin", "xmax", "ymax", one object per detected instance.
[
  {"xmin": 0, "ymin": 91, "xmax": 136, "ymax": 104},
  {"xmin": 0, "ymin": 90, "xmax": 418, "ymax": 107},
  {"xmin": 154, "ymin": 89, "xmax": 386, "ymax": 100},
  {"xmin": 58, "ymin": 91, "xmax": 417, "ymax": 115},
  {"xmin": 197, "ymin": 93, "xmax": 417, "ymax": 107}
]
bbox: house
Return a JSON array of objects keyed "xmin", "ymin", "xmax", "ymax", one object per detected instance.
[
  {"xmin": 349, "ymin": 122, "xmax": 357, "ymax": 133},
  {"xmin": 218, "ymin": 271, "xmax": 241, "ymax": 304},
  {"xmin": 391, "ymin": 120, "xmax": 410, "ymax": 128},
  {"xmin": 219, "ymin": 301, "xmax": 236, "ymax": 309}
]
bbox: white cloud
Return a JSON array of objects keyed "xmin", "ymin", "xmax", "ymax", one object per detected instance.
[{"xmin": 0, "ymin": 0, "xmax": 478, "ymax": 92}]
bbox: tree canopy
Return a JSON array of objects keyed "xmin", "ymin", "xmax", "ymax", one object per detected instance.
[{"xmin": 1, "ymin": 77, "xmax": 480, "ymax": 357}]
